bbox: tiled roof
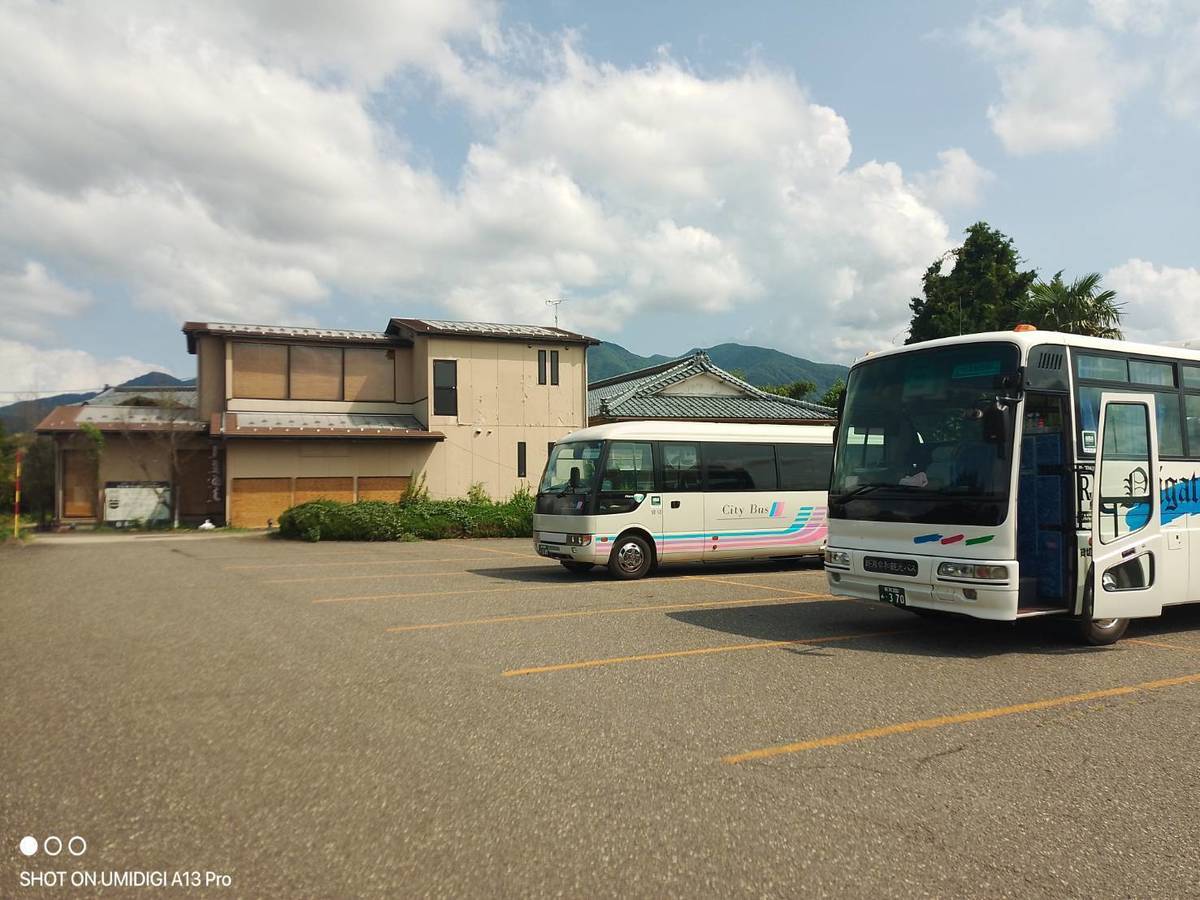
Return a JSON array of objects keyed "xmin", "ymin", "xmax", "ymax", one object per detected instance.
[
  {"xmin": 88, "ymin": 385, "xmax": 199, "ymax": 409},
  {"xmin": 388, "ymin": 318, "xmax": 599, "ymax": 345},
  {"xmin": 184, "ymin": 321, "xmax": 396, "ymax": 342},
  {"xmin": 587, "ymin": 352, "xmax": 836, "ymax": 422},
  {"xmin": 217, "ymin": 412, "xmax": 443, "ymax": 440},
  {"xmin": 37, "ymin": 405, "xmax": 207, "ymax": 433}
]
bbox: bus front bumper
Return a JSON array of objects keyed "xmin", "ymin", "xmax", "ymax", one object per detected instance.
[
  {"xmin": 825, "ymin": 556, "xmax": 1020, "ymax": 621},
  {"xmin": 534, "ymin": 531, "xmax": 605, "ymax": 564}
]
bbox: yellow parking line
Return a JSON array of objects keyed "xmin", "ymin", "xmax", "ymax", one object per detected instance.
[
  {"xmin": 689, "ymin": 575, "xmax": 818, "ymax": 596},
  {"xmin": 227, "ymin": 555, "xmax": 533, "ymax": 572},
  {"xmin": 722, "ymin": 671, "xmax": 1200, "ymax": 764},
  {"xmin": 465, "ymin": 544, "xmax": 542, "ymax": 560},
  {"xmin": 313, "ymin": 573, "xmax": 805, "ymax": 604},
  {"xmin": 387, "ymin": 594, "xmax": 840, "ymax": 633},
  {"xmin": 267, "ymin": 570, "xmax": 460, "ymax": 584},
  {"xmin": 313, "ymin": 584, "xmax": 570, "ymax": 604},
  {"xmin": 1127, "ymin": 638, "xmax": 1200, "ymax": 652},
  {"xmin": 502, "ymin": 629, "xmax": 905, "ymax": 677}
]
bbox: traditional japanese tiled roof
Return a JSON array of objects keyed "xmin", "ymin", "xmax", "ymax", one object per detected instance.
[{"xmin": 588, "ymin": 352, "xmax": 836, "ymax": 423}]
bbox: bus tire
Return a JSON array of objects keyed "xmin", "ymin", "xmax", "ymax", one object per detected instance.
[
  {"xmin": 1078, "ymin": 582, "xmax": 1129, "ymax": 645},
  {"xmin": 608, "ymin": 532, "xmax": 654, "ymax": 580},
  {"xmin": 560, "ymin": 560, "xmax": 594, "ymax": 574}
]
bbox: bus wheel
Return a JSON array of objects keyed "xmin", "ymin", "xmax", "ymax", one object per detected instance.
[
  {"xmin": 560, "ymin": 560, "xmax": 594, "ymax": 575},
  {"xmin": 1078, "ymin": 616, "xmax": 1129, "ymax": 645},
  {"xmin": 608, "ymin": 533, "xmax": 653, "ymax": 580}
]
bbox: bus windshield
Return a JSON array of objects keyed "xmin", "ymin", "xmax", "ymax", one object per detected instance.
[
  {"xmin": 830, "ymin": 341, "xmax": 1020, "ymax": 526},
  {"xmin": 537, "ymin": 441, "xmax": 604, "ymax": 514}
]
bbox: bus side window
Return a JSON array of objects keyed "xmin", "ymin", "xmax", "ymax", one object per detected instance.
[
  {"xmin": 778, "ymin": 443, "xmax": 834, "ymax": 491},
  {"xmin": 661, "ymin": 442, "xmax": 701, "ymax": 491}
]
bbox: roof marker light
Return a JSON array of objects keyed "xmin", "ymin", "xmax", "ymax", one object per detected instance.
[{"xmin": 1014, "ymin": 323, "xmax": 1037, "ymax": 332}]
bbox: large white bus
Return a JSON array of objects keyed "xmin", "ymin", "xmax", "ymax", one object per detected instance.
[
  {"xmin": 824, "ymin": 327, "xmax": 1200, "ymax": 644},
  {"xmin": 534, "ymin": 421, "xmax": 834, "ymax": 578}
]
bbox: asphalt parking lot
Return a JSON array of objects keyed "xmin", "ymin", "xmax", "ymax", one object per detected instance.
[{"xmin": 4, "ymin": 534, "xmax": 1200, "ymax": 898}]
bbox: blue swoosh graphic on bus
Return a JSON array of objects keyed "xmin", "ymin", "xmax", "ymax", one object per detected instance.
[{"xmin": 601, "ymin": 508, "xmax": 822, "ymax": 543}]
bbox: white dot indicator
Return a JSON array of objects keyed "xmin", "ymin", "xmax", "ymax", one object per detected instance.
[{"xmin": 19, "ymin": 835, "xmax": 38, "ymax": 856}]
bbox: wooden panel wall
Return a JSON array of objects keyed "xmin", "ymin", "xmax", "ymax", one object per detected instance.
[
  {"xmin": 356, "ymin": 476, "xmax": 410, "ymax": 502},
  {"xmin": 62, "ymin": 450, "xmax": 97, "ymax": 518},
  {"xmin": 293, "ymin": 476, "xmax": 354, "ymax": 505},
  {"xmin": 229, "ymin": 477, "xmax": 292, "ymax": 528},
  {"xmin": 345, "ymin": 348, "xmax": 395, "ymax": 401},
  {"xmin": 290, "ymin": 346, "xmax": 342, "ymax": 400},
  {"xmin": 231, "ymin": 343, "xmax": 287, "ymax": 399}
]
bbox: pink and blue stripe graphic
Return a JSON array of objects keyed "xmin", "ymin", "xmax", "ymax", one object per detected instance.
[{"xmin": 595, "ymin": 506, "xmax": 827, "ymax": 556}]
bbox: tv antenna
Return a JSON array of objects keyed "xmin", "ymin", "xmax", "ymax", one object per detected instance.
[{"xmin": 546, "ymin": 297, "xmax": 567, "ymax": 328}]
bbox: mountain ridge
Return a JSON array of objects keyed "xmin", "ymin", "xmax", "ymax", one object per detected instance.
[{"xmin": 587, "ymin": 341, "xmax": 847, "ymax": 395}]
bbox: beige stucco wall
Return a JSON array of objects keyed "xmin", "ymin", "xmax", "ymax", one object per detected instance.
[
  {"xmin": 424, "ymin": 338, "xmax": 586, "ymax": 430},
  {"xmin": 226, "ymin": 439, "xmax": 437, "ymax": 481}
]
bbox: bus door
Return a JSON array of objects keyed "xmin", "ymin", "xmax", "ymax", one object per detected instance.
[
  {"xmin": 657, "ymin": 442, "xmax": 704, "ymax": 562},
  {"xmin": 1090, "ymin": 393, "xmax": 1166, "ymax": 619}
]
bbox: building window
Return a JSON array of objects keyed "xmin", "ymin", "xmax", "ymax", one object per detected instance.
[
  {"xmin": 290, "ymin": 345, "xmax": 343, "ymax": 400},
  {"xmin": 517, "ymin": 441, "xmax": 527, "ymax": 477},
  {"xmin": 344, "ymin": 348, "xmax": 395, "ymax": 401},
  {"xmin": 550, "ymin": 350, "xmax": 560, "ymax": 385},
  {"xmin": 538, "ymin": 349, "xmax": 547, "ymax": 385},
  {"xmin": 232, "ymin": 342, "xmax": 288, "ymax": 399},
  {"xmin": 433, "ymin": 359, "xmax": 458, "ymax": 416}
]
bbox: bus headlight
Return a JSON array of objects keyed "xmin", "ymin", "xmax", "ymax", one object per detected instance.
[
  {"xmin": 824, "ymin": 549, "xmax": 851, "ymax": 568},
  {"xmin": 937, "ymin": 562, "xmax": 1008, "ymax": 580},
  {"xmin": 566, "ymin": 534, "xmax": 592, "ymax": 546}
]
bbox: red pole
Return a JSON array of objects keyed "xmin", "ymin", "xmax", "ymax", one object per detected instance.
[{"xmin": 13, "ymin": 447, "xmax": 21, "ymax": 539}]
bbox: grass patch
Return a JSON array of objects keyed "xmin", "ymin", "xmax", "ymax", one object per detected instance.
[{"xmin": 277, "ymin": 486, "xmax": 535, "ymax": 543}]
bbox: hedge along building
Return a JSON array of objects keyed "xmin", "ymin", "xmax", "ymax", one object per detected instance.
[{"xmin": 38, "ymin": 318, "xmax": 598, "ymax": 528}]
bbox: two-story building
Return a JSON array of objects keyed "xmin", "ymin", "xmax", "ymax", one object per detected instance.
[{"xmin": 38, "ymin": 317, "xmax": 598, "ymax": 527}]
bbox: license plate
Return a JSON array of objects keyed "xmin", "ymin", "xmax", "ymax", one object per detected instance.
[{"xmin": 879, "ymin": 585, "xmax": 907, "ymax": 607}]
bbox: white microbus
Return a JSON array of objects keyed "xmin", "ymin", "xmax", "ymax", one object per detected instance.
[
  {"xmin": 825, "ymin": 328, "xmax": 1200, "ymax": 644},
  {"xmin": 534, "ymin": 421, "xmax": 834, "ymax": 578}
]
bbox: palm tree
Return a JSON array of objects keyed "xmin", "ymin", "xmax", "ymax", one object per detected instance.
[{"xmin": 1018, "ymin": 272, "xmax": 1124, "ymax": 339}]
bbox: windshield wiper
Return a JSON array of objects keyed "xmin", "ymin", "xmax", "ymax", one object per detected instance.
[{"xmin": 833, "ymin": 483, "xmax": 887, "ymax": 502}]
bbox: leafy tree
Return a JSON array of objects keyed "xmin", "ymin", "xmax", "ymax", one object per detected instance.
[
  {"xmin": 907, "ymin": 222, "xmax": 1038, "ymax": 344},
  {"xmin": 762, "ymin": 379, "xmax": 817, "ymax": 401},
  {"xmin": 819, "ymin": 378, "xmax": 846, "ymax": 409},
  {"xmin": 1018, "ymin": 272, "xmax": 1124, "ymax": 339}
]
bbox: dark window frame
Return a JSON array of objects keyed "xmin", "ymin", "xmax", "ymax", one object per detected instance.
[
  {"xmin": 1071, "ymin": 348, "xmax": 1187, "ymax": 460},
  {"xmin": 550, "ymin": 350, "xmax": 560, "ymax": 385},
  {"xmin": 517, "ymin": 441, "xmax": 527, "ymax": 478},
  {"xmin": 537, "ymin": 349, "xmax": 547, "ymax": 385},
  {"xmin": 776, "ymin": 441, "xmax": 835, "ymax": 492},
  {"xmin": 656, "ymin": 440, "xmax": 704, "ymax": 493},
  {"xmin": 432, "ymin": 359, "xmax": 458, "ymax": 417},
  {"xmin": 700, "ymin": 441, "xmax": 779, "ymax": 492}
]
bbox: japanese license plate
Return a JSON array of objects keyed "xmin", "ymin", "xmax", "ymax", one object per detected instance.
[{"xmin": 879, "ymin": 585, "xmax": 907, "ymax": 607}]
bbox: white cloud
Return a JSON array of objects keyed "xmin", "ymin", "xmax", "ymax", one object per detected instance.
[
  {"xmin": 967, "ymin": 9, "xmax": 1146, "ymax": 154},
  {"xmin": 0, "ymin": 0, "xmax": 958, "ymax": 369},
  {"xmin": 1163, "ymin": 19, "xmax": 1200, "ymax": 118},
  {"xmin": 912, "ymin": 148, "xmax": 994, "ymax": 209},
  {"xmin": 1107, "ymin": 258, "xmax": 1200, "ymax": 343},
  {"xmin": 0, "ymin": 261, "xmax": 93, "ymax": 341},
  {"xmin": 0, "ymin": 339, "xmax": 167, "ymax": 398},
  {"xmin": 1089, "ymin": 0, "xmax": 1172, "ymax": 34}
]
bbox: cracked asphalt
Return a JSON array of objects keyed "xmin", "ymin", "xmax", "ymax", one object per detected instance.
[{"xmin": 4, "ymin": 533, "xmax": 1200, "ymax": 898}]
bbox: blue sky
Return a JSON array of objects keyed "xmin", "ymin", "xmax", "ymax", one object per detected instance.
[{"xmin": 1, "ymin": 0, "xmax": 1199, "ymax": 396}]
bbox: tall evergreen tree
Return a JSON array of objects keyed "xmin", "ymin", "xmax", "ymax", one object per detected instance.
[{"xmin": 906, "ymin": 222, "xmax": 1038, "ymax": 344}]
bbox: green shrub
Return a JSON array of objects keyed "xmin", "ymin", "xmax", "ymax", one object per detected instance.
[{"xmin": 277, "ymin": 486, "xmax": 535, "ymax": 543}]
